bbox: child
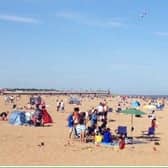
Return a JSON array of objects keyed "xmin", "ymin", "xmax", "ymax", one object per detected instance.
[
  {"xmin": 119, "ymin": 135, "xmax": 125, "ymax": 150},
  {"xmin": 103, "ymin": 128, "xmax": 113, "ymax": 143},
  {"xmin": 67, "ymin": 113, "xmax": 74, "ymax": 139},
  {"xmin": 95, "ymin": 132, "xmax": 103, "ymax": 145}
]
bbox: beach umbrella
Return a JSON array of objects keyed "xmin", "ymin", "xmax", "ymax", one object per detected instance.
[
  {"xmin": 121, "ymin": 108, "xmax": 145, "ymax": 138},
  {"xmin": 143, "ymin": 105, "xmax": 156, "ymax": 111}
]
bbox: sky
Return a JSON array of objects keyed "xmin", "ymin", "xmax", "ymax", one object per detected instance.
[{"xmin": 0, "ymin": 0, "xmax": 168, "ymax": 95}]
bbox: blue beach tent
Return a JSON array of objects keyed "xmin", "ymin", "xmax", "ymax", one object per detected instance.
[
  {"xmin": 9, "ymin": 111, "xmax": 26, "ymax": 125},
  {"xmin": 131, "ymin": 101, "xmax": 140, "ymax": 108}
]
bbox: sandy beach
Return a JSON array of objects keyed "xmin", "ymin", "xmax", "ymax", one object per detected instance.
[{"xmin": 0, "ymin": 95, "xmax": 167, "ymax": 166}]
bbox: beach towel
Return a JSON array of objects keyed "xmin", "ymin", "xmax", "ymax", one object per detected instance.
[{"xmin": 100, "ymin": 142, "xmax": 118, "ymax": 147}]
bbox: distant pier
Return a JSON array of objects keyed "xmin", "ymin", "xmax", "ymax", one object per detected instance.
[{"xmin": 1, "ymin": 90, "xmax": 111, "ymax": 96}]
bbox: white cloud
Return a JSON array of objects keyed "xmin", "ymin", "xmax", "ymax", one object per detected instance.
[
  {"xmin": 56, "ymin": 11, "xmax": 124, "ymax": 28},
  {"xmin": 154, "ymin": 31, "xmax": 168, "ymax": 36},
  {"xmin": 0, "ymin": 14, "xmax": 41, "ymax": 24}
]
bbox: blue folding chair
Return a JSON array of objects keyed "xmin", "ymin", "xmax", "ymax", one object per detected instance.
[{"xmin": 117, "ymin": 126, "xmax": 127, "ymax": 137}]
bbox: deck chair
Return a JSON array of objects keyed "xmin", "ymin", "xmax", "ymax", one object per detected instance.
[{"xmin": 117, "ymin": 126, "xmax": 127, "ymax": 137}]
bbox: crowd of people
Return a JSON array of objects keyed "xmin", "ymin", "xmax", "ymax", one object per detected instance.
[
  {"xmin": 66, "ymin": 101, "xmax": 126, "ymax": 149},
  {"xmin": 0, "ymin": 94, "xmax": 164, "ymax": 150},
  {"xmin": 0, "ymin": 95, "xmax": 53, "ymax": 127}
]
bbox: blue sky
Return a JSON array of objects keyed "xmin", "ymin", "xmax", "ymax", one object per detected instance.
[{"xmin": 0, "ymin": 0, "xmax": 168, "ymax": 94}]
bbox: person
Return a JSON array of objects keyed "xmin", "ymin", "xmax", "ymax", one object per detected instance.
[
  {"xmin": 0, "ymin": 111, "xmax": 9, "ymax": 121},
  {"xmin": 10, "ymin": 96, "xmax": 14, "ymax": 103},
  {"xmin": 30, "ymin": 95, "xmax": 35, "ymax": 105},
  {"xmin": 90, "ymin": 109, "xmax": 97, "ymax": 127},
  {"xmin": 56, "ymin": 100, "xmax": 60, "ymax": 112},
  {"xmin": 119, "ymin": 135, "xmax": 126, "ymax": 149},
  {"xmin": 95, "ymin": 131, "xmax": 103, "ymax": 144},
  {"xmin": 149, "ymin": 110, "xmax": 156, "ymax": 120},
  {"xmin": 151, "ymin": 118, "xmax": 157, "ymax": 129},
  {"xmin": 67, "ymin": 113, "xmax": 74, "ymax": 140},
  {"xmin": 12, "ymin": 104, "xmax": 17, "ymax": 110},
  {"xmin": 60, "ymin": 100, "xmax": 64, "ymax": 112},
  {"xmin": 73, "ymin": 107, "xmax": 80, "ymax": 125},
  {"xmin": 87, "ymin": 124, "xmax": 97, "ymax": 136},
  {"xmin": 99, "ymin": 119, "xmax": 107, "ymax": 134},
  {"xmin": 97, "ymin": 102, "xmax": 104, "ymax": 120},
  {"xmin": 148, "ymin": 118, "xmax": 157, "ymax": 136},
  {"xmin": 76, "ymin": 117, "xmax": 86, "ymax": 143},
  {"xmin": 103, "ymin": 128, "xmax": 113, "ymax": 143},
  {"xmin": 103, "ymin": 103, "xmax": 108, "ymax": 120},
  {"xmin": 36, "ymin": 95, "xmax": 42, "ymax": 105},
  {"xmin": 33, "ymin": 105, "xmax": 43, "ymax": 126},
  {"xmin": 116, "ymin": 103, "xmax": 122, "ymax": 113}
]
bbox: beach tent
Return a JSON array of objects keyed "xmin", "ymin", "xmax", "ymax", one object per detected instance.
[
  {"xmin": 8, "ymin": 111, "xmax": 26, "ymax": 125},
  {"xmin": 143, "ymin": 105, "xmax": 156, "ymax": 111},
  {"xmin": 131, "ymin": 101, "xmax": 141, "ymax": 108},
  {"xmin": 69, "ymin": 97, "xmax": 81, "ymax": 105},
  {"xmin": 30, "ymin": 96, "xmax": 42, "ymax": 105},
  {"xmin": 156, "ymin": 104, "xmax": 165, "ymax": 111},
  {"xmin": 42, "ymin": 109, "xmax": 53, "ymax": 124}
]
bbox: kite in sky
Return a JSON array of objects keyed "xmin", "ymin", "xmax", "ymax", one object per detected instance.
[{"xmin": 139, "ymin": 10, "xmax": 148, "ymax": 19}]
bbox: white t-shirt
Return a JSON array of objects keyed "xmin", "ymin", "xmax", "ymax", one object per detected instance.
[
  {"xmin": 97, "ymin": 105, "xmax": 103, "ymax": 112},
  {"xmin": 60, "ymin": 102, "xmax": 64, "ymax": 108}
]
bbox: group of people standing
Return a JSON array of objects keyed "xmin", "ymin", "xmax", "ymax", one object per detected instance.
[
  {"xmin": 67, "ymin": 101, "xmax": 111, "ymax": 144},
  {"xmin": 56, "ymin": 100, "xmax": 64, "ymax": 112}
]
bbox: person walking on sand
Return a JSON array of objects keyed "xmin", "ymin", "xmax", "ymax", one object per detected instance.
[
  {"xmin": 56, "ymin": 100, "xmax": 60, "ymax": 112},
  {"xmin": 60, "ymin": 100, "xmax": 64, "ymax": 112}
]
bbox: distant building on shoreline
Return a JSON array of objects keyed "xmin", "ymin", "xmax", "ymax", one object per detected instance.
[{"xmin": 1, "ymin": 88, "xmax": 111, "ymax": 96}]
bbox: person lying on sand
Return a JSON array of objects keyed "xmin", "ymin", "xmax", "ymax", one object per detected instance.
[{"xmin": 0, "ymin": 111, "xmax": 9, "ymax": 121}]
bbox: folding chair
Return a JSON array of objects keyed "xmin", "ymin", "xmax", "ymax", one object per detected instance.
[{"xmin": 117, "ymin": 126, "xmax": 127, "ymax": 137}]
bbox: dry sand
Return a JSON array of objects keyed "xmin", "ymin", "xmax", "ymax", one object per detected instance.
[{"xmin": 0, "ymin": 95, "xmax": 167, "ymax": 166}]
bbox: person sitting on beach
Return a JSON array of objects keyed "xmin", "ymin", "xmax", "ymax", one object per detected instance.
[
  {"xmin": 116, "ymin": 103, "xmax": 122, "ymax": 113},
  {"xmin": 12, "ymin": 104, "xmax": 17, "ymax": 110},
  {"xmin": 87, "ymin": 124, "xmax": 97, "ymax": 136},
  {"xmin": 95, "ymin": 131, "xmax": 103, "ymax": 145},
  {"xmin": 0, "ymin": 111, "xmax": 9, "ymax": 121},
  {"xmin": 102, "ymin": 128, "xmax": 113, "ymax": 143},
  {"xmin": 99, "ymin": 119, "xmax": 107, "ymax": 134},
  {"xmin": 33, "ymin": 105, "xmax": 43, "ymax": 126}
]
